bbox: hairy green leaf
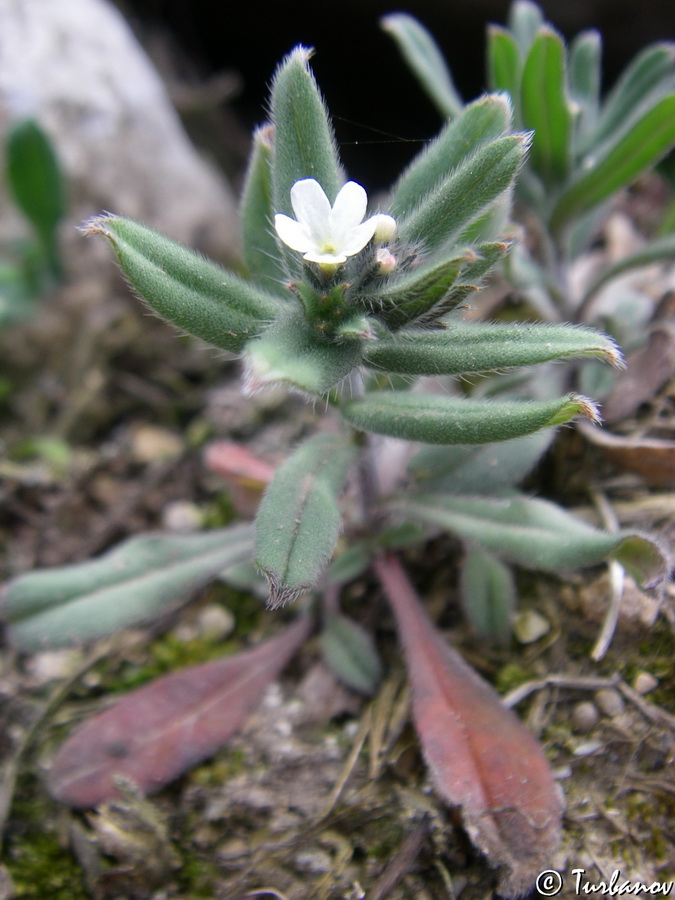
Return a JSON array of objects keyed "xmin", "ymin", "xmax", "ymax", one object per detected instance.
[
  {"xmin": 390, "ymin": 95, "xmax": 512, "ymax": 221},
  {"xmin": 364, "ymin": 320, "xmax": 621, "ymax": 375},
  {"xmin": 242, "ymin": 308, "xmax": 362, "ymax": 395},
  {"xmin": 2, "ymin": 525, "xmax": 255, "ymax": 651},
  {"xmin": 552, "ymin": 94, "xmax": 675, "ymax": 231},
  {"xmin": 84, "ymin": 215, "xmax": 285, "ymax": 352},
  {"xmin": 521, "ymin": 28, "xmax": 572, "ymax": 185},
  {"xmin": 359, "ymin": 256, "xmax": 466, "ymax": 329},
  {"xmin": 397, "ymin": 135, "xmax": 530, "ymax": 254},
  {"xmin": 381, "ymin": 13, "xmax": 464, "ymax": 118},
  {"xmin": 397, "ymin": 494, "xmax": 670, "ymax": 587},
  {"xmin": 255, "ymin": 434, "xmax": 358, "ymax": 607},
  {"xmin": 341, "ymin": 391, "xmax": 598, "ymax": 444},
  {"xmin": 240, "ymin": 124, "xmax": 287, "ymax": 291},
  {"xmin": 270, "ymin": 46, "xmax": 342, "ymax": 216}
]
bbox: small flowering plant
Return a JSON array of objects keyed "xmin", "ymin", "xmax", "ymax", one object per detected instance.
[{"xmin": 2, "ymin": 44, "xmax": 670, "ymax": 896}]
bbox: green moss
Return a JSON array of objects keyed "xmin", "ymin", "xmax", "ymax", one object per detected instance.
[
  {"xmin": 190, "ymin": 746, "xmax": 247, "ymax": 786},
  {"xmin": 494, "ymin": 662, "xmax": 533, "ymax": 693},
  {"xmin": 6, "ymin": 778, "xmax": 87, "ymax": 900},
  {"xmin": 8, "ymin": 831, "xmax": 88, "ymax": 900}
]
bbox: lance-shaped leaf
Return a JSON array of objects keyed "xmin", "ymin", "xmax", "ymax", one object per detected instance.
[
  {"xmin": 487, "ymin": 27, "xmax": 522, "ymax": 105},
  {"xmin": 381, "ymin": 14, "xmax": 463, "ymax": 119},
  {"xmin": 396, "ymin": 134, "xmax": 530, "ymax": 254},
  {"xmin": 390, "ymin": 95, "xmax": 512, "ymax": 221},
  {"xmin": 84, "ymin": 216, "xmax": 285, "ymax": 353},
  {"xmin": 521, "ymin": 28, "xmax": 572, "ymax": 186},
  {"xmin": 568, "ymin": 30, "xmax": 602, "ymax": 142},
  {"xmin": 590, "ymin": 43, "xmax": 675, "ymax": 151},
  {"xmin": 270, "ymin": 46, "xmax": 342, "ymax": 218},
  {"xmin": 363, "ymin": 321, "xmax": 622, "ymax": 376},
  {"xmin": 460, "ymin": 546, "xmax": 517, "ymax": 644},
  {"xmin": 341, "ymin": 391, "xmax": 598, "ymax": 445},
  {"xmin": 552, "ymin": 94, "xmax": 675, "ymax": 231},
  {"xmin": 374, "ymin": 552, "xmax": 562, "ymax": 897},
  {"xmin": 242, "ymin": 308, "xmax": 362, "ymax": 395},
  {"xmin": 6, "ymin": 118, "xmax": 65, "ymax": 277},
  {"xmin": 48, "ymin": 616, "xmax": 311, "ymax": 808},
  {"xmin": 255, "ymin": 434, "xmax": 358, "ymax": 607},
  {"xmin": 397, "ymin": 493, "xmax": 670, "ymax": 588},
  {"xmin": 240, "ymin": 124, "xmax": 287, "ymax": 291},
  {"xmin": 360, "ymin": 256, "xmax": 466, "ymax": 329},
  {"xmin": 2, "ymin": 525, "xmax": 255, "ymax": 651},
  {"xmin": 320, "ymin": 612, "xmax": 382, "ymax": 696}
]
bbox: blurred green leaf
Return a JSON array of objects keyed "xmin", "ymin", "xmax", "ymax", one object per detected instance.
[
  {"xmin": 396, "ymin": 493, "xmax": 670, "ymax": 587},
  {"xmin": 508, "ymin": 0, "xmax": 544, "ymax": 55},
  {"xmin": 84, "ymin": 215, "xmax": 285, "ymax": 352},
  {"xmin": 2, "ymin": 525, "xmax": 255, "ymax": 651},
  {"xmin": 552, "ymin": 94, "xmax": 675, "ymax": 231},
  {"xmin": 6, "ymin": 118, "xmax": 65, "ymax": 278},
  {"xmin": 409, "ymin": 431, "xmax": 554, "ymax": 493},
  {"xmin": 381, "ymin": 13, "xmax": 464, "ymax": 118},
  {"xmin": 590, "ymin": 43, "xmax": 675, "ymax": 151},
  {"xmin": 460, "ymin": 546, "xmax": 516, "ymax": 644},
  {"xmin": 364, "ymin": 320, "xmax": 622, "ymax": 375},
  {"xmin": 320, "ymin": 612, "xmax": 382, "ymax": 695},
  {"xmin": 487, "ymin": 27, "xmax": 522, "ymax": 102},
  {"xmin": 568, "ymin": 30, "xmax": 602, "ymax": 142},
  {"xmin": 579, "ymin": 232, "xmax": 675, "ymax": 308},
  {"xmin": 521, "ymin": 28, "xmax": 572, "ymax": 185},
  {"xmin": 255, "ymin": 435, "xmax": 358, "ymax": 607},
  {"xmin": 341, "ymin": 391, "xmax": 597, "ymax": 444}
]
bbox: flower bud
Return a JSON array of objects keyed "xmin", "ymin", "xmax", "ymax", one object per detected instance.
[
  {"xmin": 373, "ymin": 214, "xmax": 397, "ymax": 245},
  {"xmin": 376, "ymin": 248, "xmax": 397, "ymax": 274}
]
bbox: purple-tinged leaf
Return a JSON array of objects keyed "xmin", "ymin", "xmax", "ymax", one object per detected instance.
[
  {"xmin": 374, "ymin": 552, "xmax": 562, "ymax": 897},
  {"xmin": 47, "ymin": 617, "xmax": 311, "ymax": 808}
]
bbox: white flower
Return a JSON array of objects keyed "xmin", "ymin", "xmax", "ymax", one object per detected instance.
[{"xmin": 274, "ymin": 178, "xmax": 396, "ymax": 266}]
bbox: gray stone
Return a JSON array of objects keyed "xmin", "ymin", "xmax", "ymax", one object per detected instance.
[{"xmin": 0, "ymin": 0, "xmax": 240, "ymax": 262}]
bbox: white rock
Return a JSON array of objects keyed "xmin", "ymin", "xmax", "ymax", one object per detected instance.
[{"xmin": 0, "ymin": 0, "xmax": 240, "ymax": 261}]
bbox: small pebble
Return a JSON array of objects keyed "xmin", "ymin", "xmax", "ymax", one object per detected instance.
[
  {"xmin": 595, "ymin": 688, "xmax": 625, "ymax": 718},
  {"xmin": 513, "ymin": 609, "xmax": 550, "ymax": 644},
  {"xmin": 633, "ymin": 671, "xmax": 658, "ymax": 695},
  {"xmin": 572, "ymin": 701, "xmax": 599, "ymax": 733},
  {"xmin": 161, "ymin": 500, "xmax": 203, "ymax": 532}
]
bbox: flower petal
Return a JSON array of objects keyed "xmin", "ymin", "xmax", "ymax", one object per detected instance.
[
  {"xmin": 290, "ymin": 179, "xmax": 332, "ymax": 243},
  {"xmin": 274, "ymin": 214, "xmax": 312, "ymax": 253},
  {"xmin": 330, "ymin": 181, "xmax": 367, "ymax": 235},
  {"xmin": 339, "ymin": 218, "xmax": 378, "ymax": 257},
  {"xmin": 303, "ymin": 249, "xmax": 348, "ymax": 265}
]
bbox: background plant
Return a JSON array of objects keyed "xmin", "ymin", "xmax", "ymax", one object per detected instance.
[
  {"xmin": 1, "ymin": 38, "xmax": 670, "ymax": 897},
  {"xmin": 1, "ymin": 118, "xmax": 65, "ymax": 324}
]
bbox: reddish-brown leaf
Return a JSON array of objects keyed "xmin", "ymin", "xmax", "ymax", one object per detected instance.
[
  {"xmin": 374, "ymin": 553, "xmax": 562, "ymax": 897},
  {"xmin": 579, "ymin": 420, "xmax": 675, "ymax": 487},
  {"xmin": 203, "ymin": 440, "xmax": 276, "ymax": 516},
  {"xmin": 47, "ymin": 617, "xmax": 311, "ymax": 808}
]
